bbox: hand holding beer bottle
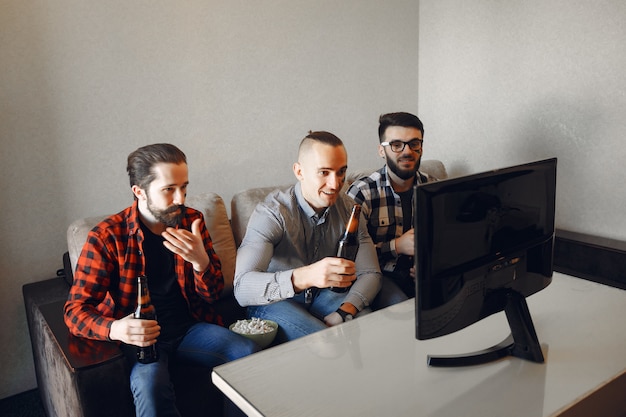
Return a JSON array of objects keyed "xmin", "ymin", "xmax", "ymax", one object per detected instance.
[
  {"xmin": 331, "ymin": 204, "xmax": 361, "ymax": 293},
  {"xmin": 134, "ymin": 275, "xmax": 159, "ymax": 364}
]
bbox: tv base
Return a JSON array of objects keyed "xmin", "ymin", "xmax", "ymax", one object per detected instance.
[{"xmin": 427, "ymin": 291, "xmax": 545, "ymax": 367}]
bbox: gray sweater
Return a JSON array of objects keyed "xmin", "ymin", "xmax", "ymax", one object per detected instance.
[{"xmin": 234, "ymin": 182, "xmax": 381, "ymax": 311}]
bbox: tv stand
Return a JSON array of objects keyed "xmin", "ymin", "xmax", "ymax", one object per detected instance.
[{"xmin": 427, "ymin": 290, "xmax": 545, "ymax": 367}]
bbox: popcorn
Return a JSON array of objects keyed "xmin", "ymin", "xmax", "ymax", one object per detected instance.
[{"xmin": 231, "ymin": 318, "xmax": 275, "ymax": 335}]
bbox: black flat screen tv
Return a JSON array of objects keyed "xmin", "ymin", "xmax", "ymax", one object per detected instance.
[{"xmin": 414, "ymin": 158, "xmax": 557, "ymax": 367}]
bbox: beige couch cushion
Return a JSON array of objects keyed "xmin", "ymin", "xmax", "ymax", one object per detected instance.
[
  {"xmin": 230, "ymin": 185, "xmax": 291, "ymax": 247},
  {"xmin": 230, "ymin": 159, "xmax": 448, "ymax": 247},
  {"xmin": 66, "ymin": 192, "xmax": 237, "ymax": 296}
]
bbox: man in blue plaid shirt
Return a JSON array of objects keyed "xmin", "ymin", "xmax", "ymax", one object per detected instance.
[{"xmin": 347, "ymin": 112, "xmax": 437, "ymax": 300}]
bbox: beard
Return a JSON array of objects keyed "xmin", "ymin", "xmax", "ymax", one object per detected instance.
[
  {"xmin": 146, "ymin": 196, "xmax": 184, "ymax": 228},
  {"xmin": 387, "ymin": 156, "xmax": 421, "ymax": 180}
]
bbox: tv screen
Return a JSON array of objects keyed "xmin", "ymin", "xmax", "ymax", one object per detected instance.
[{"xmin": 414, "ymin": 158, "xmax": 557, "ymax": 366}]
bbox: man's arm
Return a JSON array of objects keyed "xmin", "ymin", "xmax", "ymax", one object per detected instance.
[
  {"xmin": 234, "ymin": 201, "xmax": 360, "ymax": 307},
  {"xmin": 234, "ymin": 204, "xmax": 297, "ymax": 307},
  {"xmin": 64, "ymin": 231, "xmax": 121, "ymax": 341}
]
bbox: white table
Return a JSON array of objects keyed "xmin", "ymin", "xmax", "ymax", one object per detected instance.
[{"xmin": 212, "ymin": 273, "xmax": 626, "ymax": 417}]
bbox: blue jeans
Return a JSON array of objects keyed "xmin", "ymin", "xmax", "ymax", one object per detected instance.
[
  {"xmin": 247, "ymin": 288, "xmax": 350, "ymax": 343},
  {"xmin": 371, "ymin": 274, "xmax": 410, "ymax": 310},
  {"xmin": 125, "ymin": 322, "xmax": 259, "ymax": 417}
]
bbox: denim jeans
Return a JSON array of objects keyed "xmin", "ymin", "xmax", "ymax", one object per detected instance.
[
  {"xmin": 371, "ymin": 274, "xmax": 411, "ymax": 310},
  {"xmin": 248, "ymin": 288, "xmax": 371, "ymax": 344},
  {"xmin": 125, "ymin": 322, "xmax": 259, "ymax": 417},
  {"xmin": 247, "ymin": 288, "xmax": 351, "ymax": 343}
]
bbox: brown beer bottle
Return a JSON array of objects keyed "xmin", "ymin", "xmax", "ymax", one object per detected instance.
[
  {"xmin": 134, "ymin": 275, "xmax": 159, "ymax": 364},
  {"xmin": 332, "ymin": 204, "xmax": 361, "ymax": 293}
]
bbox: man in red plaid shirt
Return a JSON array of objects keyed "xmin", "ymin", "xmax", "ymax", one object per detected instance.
[{"xmin": 64, "ymin": 143, "xmax": 258, "ymax": 416}]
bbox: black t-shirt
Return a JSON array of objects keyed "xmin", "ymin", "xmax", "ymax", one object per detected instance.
[
  {"xmin": 396, "ymin": 189, "xmax": 414, "ymax": 273},
  {"xmin": 139, "ymin": 220, "xmax": 195, "ymax": 342}
]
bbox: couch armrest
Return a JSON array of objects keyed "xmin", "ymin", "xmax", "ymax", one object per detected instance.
[
  {"xmin": 39, "ymin": 300, "xmax": 125, "ymax": 371},
  {"xmin": 23, "ymin": 278, "xmax": 134, "ymax": 417}
]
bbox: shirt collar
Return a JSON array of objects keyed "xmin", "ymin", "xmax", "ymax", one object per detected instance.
[{"xmin": 128, "ymin": 200, "xmax": 142, "ymax": 235}]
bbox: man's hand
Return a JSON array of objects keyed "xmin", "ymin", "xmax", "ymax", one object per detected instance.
[
  {"xmin": 162, "ymin": 218, "xmax": 210, "ymax": 272},
  {"xmin": 291, "ymin": 257, "xmax": 356, "ymax": 292},
  {"xmin": 395, "ymin": 229, "xmax": 414, "ymax": 256},
  {"xmin": 109, "ymin": 314, "xmax": 160, "ymax": 347}
]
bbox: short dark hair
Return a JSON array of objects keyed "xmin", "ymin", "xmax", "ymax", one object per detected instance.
[
  {"xmin": 298, "ymin": 130, "xmax": 344, "ymax": 158},
  {"xmin": 378, "ymin": 112, "xmax": 424, "ymax": 142},
  {"xmin": 127, "ymin": 143, "xmax": 187, "ymax": 189}
]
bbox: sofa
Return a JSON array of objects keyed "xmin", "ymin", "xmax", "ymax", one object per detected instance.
[{"xmin": 22, "ymin": 160, "xmax": 447, "ymax": 417}]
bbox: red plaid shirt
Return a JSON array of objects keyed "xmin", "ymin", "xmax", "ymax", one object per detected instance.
[{"xmin": 64, "ymin": 201, "xmax": 224, "ymax": 341}]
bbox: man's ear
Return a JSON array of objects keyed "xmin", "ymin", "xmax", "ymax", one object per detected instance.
[
  {"xmin": 131, "ymin": 185, "xmax": 147, "ymax": 201},
  {"xmin": 293, "ymin": 162, "xmax": 304, "ymax": 181},
  {"xmin": 378, "ymin": 144, "xmax": 386, "ymax": 159}
]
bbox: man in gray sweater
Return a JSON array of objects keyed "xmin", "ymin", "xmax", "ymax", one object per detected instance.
[{"xmin": 234, "ymin": 131, "xmax": 382, "ymax": 343}]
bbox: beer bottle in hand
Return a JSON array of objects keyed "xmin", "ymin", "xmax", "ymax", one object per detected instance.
[
  {"xmin": 134, "ymin": 275, "xmax": 158, "ymax": 364},
  {"xmin": 332, "ymin": 204, "xmax": 361, "ymax": 293}
]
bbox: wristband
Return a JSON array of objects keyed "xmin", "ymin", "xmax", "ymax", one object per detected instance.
[{"xmin": 336, "ymin": 308, "xmax": 354, "ymax": 322}]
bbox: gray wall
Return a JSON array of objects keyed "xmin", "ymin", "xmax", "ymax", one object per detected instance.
[
  {"xmin": 1, "ymin": 0, "xmax": 625, "ymax": 400},
  {"xmin": 0, "ymin": 1, "xmax": 420, "ymax": 398},
  {"xmin": 418, "ymin": 0, "xmax": 626, "ymax": 240}
]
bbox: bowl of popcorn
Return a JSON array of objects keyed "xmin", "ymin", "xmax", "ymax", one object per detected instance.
[{"xmin": 229, "ymin": 318, "xmax": 278, "ymax": 349}]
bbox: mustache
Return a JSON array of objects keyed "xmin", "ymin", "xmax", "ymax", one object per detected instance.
[{"xmin": 164, "ymin": 204, "xmax": 185, "ymax": 214}]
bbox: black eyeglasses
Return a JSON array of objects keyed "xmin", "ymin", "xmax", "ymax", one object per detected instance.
[{"xmin": 380, "ymin": 139, "xmax": 423, "ymax": 153}]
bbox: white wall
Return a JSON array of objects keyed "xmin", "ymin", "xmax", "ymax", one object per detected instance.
[
  {"xmin": 418, "ymin": 0, "xmax": 626, "ymax": 240},
  {"xmin": 0, "ymin": 0, "xmax": 420, "ymax": 398}
]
